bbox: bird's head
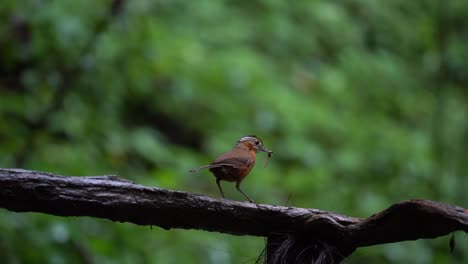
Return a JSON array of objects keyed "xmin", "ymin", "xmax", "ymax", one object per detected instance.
[{"xmin": 236, "ymin": 135, "xmax": 272, "ymax": 154}]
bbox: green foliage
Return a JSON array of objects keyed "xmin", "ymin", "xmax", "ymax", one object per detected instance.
[{"xmin": 1, "ymin": 0, "xmax": 467, "ymax": 263}]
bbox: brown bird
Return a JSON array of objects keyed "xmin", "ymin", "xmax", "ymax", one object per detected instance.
[{"xmin": 190, "ymin": 135, "xmax": 272, "ymax": 203}]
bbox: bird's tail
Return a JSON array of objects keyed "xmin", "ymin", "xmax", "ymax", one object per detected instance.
[{"xmin": 189, "ymin": 165, "xmax": 212, "ymax": 172}]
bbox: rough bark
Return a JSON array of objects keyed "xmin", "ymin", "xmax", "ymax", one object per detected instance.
[{"xmin": 1, "ymin": 168, "xmax": 467, "ymax": 262}]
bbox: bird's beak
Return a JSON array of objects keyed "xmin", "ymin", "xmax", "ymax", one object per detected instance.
[{"xmin": 260, "ymin": 146, "xmax": 273, "ymax": 155}]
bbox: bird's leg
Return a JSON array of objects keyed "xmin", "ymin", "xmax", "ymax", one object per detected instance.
[
  {"xmin": 216, "ymin": 178, "xmax": 225, "ymax": 198},
  {"xmin": 235, "ymin": 182, "xmax": 255, "ymax": 203}
]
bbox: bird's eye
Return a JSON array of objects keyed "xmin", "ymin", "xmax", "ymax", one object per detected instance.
[{"xmin": 255, "ymin": 140, "xmax": 260, "ymax": 145}]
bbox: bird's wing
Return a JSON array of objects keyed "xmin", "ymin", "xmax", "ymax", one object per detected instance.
[
  {"xmin": 213, "ymin": 148, "xmax": 254, "ymax": 163},
  {"xmin": 190, "ymin": 158, "xmax": 254, "ymax": 173},
  {"xmin": 189, "ymin": 159, "xmax": 250, "ymax": 172},
  {"xmin": 189, "ymin": 148, "xmax": 254, "ymax": 172},
  {"xmin": 211, "ymin": 157, "xmax": 254, "ymax": 168},
  {"xmin": 189, "ymin": 164, "xmax": 230, "ymax": 172}
]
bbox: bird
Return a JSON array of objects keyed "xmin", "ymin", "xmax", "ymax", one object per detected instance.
[{"xmin": 190, "ymin": 135, "xmax": 272, "ymax": 203}]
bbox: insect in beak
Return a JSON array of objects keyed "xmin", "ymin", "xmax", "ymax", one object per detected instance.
[{"xmin": 263, "ymin": 148, "xmax": 273, "ymax": 167}]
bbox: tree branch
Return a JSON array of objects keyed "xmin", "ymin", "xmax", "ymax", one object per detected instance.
[{"xmin": 1, "ymin": 168, "xmax": 467, "ymax": 261}]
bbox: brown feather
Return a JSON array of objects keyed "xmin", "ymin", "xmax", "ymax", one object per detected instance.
[
  {"xmin": 189, "ymin": 135, "xmax": 271, "ymax": 203},
  {"xmin": 208, "ymin": 147, "xmax": 256, "ymax": 182}
]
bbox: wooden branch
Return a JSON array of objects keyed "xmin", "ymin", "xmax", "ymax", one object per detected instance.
[{"xmin": 1, "ymin": 168, "xmax": 467, "ymax": 261}]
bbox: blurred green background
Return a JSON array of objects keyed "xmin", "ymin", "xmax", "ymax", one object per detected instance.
[{"xmin": 1, "ymin": 0, "xmax": 467, "ymax": 263}]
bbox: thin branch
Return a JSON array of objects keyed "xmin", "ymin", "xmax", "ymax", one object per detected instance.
[{"xmin": 0, "ymin": 168, "xmax": 467, "ymax": 258}]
